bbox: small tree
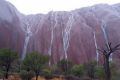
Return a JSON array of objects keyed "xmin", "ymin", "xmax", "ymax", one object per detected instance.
[
  {"xmin": 98, "ymin": 42, "xmax": 120, "ymax": 80},
  {"xmin": 22, "ymin": 52, "xmax": 49, "ymax": 80},
  {"xmin": 0, "ymin": 48, "xmax": 18, "ymax": 79}
]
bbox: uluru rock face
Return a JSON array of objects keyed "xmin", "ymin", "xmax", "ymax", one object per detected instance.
[
  {"xmin": 0, "ymin": 0, "xmax": 24, "ymax": 54},
  {"xmin": 0, "ymin": 0, "xmax": 120, "ymax": 64}
]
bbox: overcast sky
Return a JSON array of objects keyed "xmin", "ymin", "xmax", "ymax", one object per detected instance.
[{"xmin": 6, "ymin": 0, "xmax": 120, "ymax": 15}]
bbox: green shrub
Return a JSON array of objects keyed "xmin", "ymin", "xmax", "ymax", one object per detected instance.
[
  {"xmin": 20, "ymin": 70, "xmax": 35, "ymax": 80},
  {"xmin": 0, "ymin": 69, "xmax": 4, "ymax": 78},
  {"xmin": 110, "ymin": 61, "xmax": 117, "ymax": 75},
  {"xmin": 71, "ymin": 64, "xmax": 84, "ymax": 77},
  {"xmin": 50, "ymin": 64, "xmax": 62, "ymax": 75},
  {"xmin": 109, "ymin": 61, "xmax": 120, "ymax": 80},
  {"xmin": 57, "ymin": 59, "xmax": 73, "ymax": 75},
  {"xmin": 83, "ymin": 61, "xmax": 97, "ymax": 79},
  {"xmin": 41, "ymin": 68, "xmax": 52, "ymax": 77},
  {"xmin": 94, "ymin": 66, "xmax": 105, "ymax": 79},
  {"xmin": 10, "ymin": 59, "xmax": 21, "ymax": 73},
  {"xmin": 112, "ymin": 70, "xmax": 120, "ymax": 80}
]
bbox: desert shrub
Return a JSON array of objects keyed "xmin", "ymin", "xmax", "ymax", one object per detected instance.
[
  {"xmin": 0, "ymin": 69, "xmax": 4, "ymax": 79},
  {"xmin": 50, "ymin": 64, "xmax": 62, "ymax": 75},
  {"xmin": 94, "ymin": 66, "xmax": 105, "ymax": 79},
  {"xmin": 10, "ymin": 59, "xmax": 21, "ymax": 73},
  {"xmin": 110, "ymin": 61, "xmax": 117, "ymax": 74},
  {"xmin": 20, "ymin": 70, "xmax": 35, "ymax": 80},
  {"xmin": 84, "ymin": 61, "xmax": 97, "ymax": 79},
  {"xmin": 109, "ymin": 61, "xmax": 120, "ymax": 80},
  {"xmin": 20, "ymin": 70, "xmax": 28, "ymax": 80},
  {"xmin": 57, "ymin": 59, "xmax": 73, "ymax": 75},
  {"xmin": 41, "ymin": 68, "xmax": 52, "ymax": 77},
  {"xmin": 71, "ymin": 64, "xmax": 84, "ymax": 77},
  {"xmin": 112, "ymin": 69, "xmax": 120, "ymax": 80}
]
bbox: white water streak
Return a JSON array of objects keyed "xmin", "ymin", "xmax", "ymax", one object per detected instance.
[
  {"xmin": 93, "ymin": 32, "xmax": 99, "ymax": 62},
  {"xmin": 21, "ymin": 17, "xmax": 45, "ymax": 60},
  {"xmin": 101, "ymin": 20, "xmax": 112, "ymax": 61},
  {"xmin": 21, "ymin": 23, "xmax": 32, "ymax": 60},
  {"xmin": 63, "ymin": 13, "xmax": 74, "ymax": 60},
  {"xmin": 48, "ymin": 12, "xmax": 58, "ymax": 65},
  {"xmin": 101, "ymin": 21, "xmax": 108, "ymax": 44}
]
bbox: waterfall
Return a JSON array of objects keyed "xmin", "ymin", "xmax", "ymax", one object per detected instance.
[
  {"xmin": 62, "ymin": 13, "xmax": 74, "ymax": 60},
  {"xmin": 101, "ymin": 20, "xmax": 112, "ymax": 61},
  {"xmin": 21, "ymin": 16, "xmax": 45, "ymax": 60},
  {"xmin": 93, "ymin": 32, "xmax": 99, "ymax": 62},
  {"xmin": 21, "ymin": 24, "xmax": 32, "ymax": 60},
  {"xmin": 101, "ymin": 21, "xmax": 108, "ymax": 44},
  {"xmin": 48, "ymin": 12, "xmax": 58, "ymax": 65}
]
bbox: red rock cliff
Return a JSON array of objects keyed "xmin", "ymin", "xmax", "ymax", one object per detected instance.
[{"xmin": 0, "ymin": 0, "xmax": 120, "ymax": 64}]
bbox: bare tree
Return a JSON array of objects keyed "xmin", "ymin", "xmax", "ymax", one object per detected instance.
[{"xmin": 98, "ymin": 42, "xmax": 120, "ymax": 80}]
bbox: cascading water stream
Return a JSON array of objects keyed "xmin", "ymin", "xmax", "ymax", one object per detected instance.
[
  {"xmin": 21, "ymin": 16, "xmax": 45, "ymax": 60},
  {"xmin": 62, "ymin": 13, "xmax": 74, "ymax": 60},
  {"xmin": 48, "ymin": 12, "xmax": 58, "ymax": 65},
  {"xmin": 101, "ymin": 21, "xmax": 108, "ymax": 44},
  {"xmin": 88, "ymin": 8, "xmax": 100, "ymax": 62},
  {"xmin": 21, "ymin": 24, "xmax": 32, "ymax": 60},
  {"xmin": 101, "ymin": 20, "xmax": 112, "ymax": 61},
  {"xmin": 93, "ymin": 31, "xmax": 99, "ymax": 62},
  {"xmin": 91, "ymin": 7, "xmax": 112, "ymax": 61}
]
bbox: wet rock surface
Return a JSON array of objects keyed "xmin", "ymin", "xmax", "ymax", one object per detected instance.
[{"xmin": 0, "ymin": 0, "xmax": 120, "ymax": 64}]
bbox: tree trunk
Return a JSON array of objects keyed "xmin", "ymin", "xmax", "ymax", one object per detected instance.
[
  {"xmin": 36, "ymin": 74, "xmax": 38, "ymax": 80},
  {"xmin": 104, "ymin": 57, "xmax": 111, "ymax": 80},
  {"xmin": 5, "ymin": 66, "xmax": 9, "ymax": 79},
  {"xmin": 27, "ymin": 71, "xmax": 29, "ymax": 80},
  {"xmin": 35, "ymin": 71, "xmax": 39, "ymax": 80}
]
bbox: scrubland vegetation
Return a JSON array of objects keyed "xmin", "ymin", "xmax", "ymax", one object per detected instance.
[{"xmin": 0, "ymin": 42, "xmax": 120, "ymax": 80}]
